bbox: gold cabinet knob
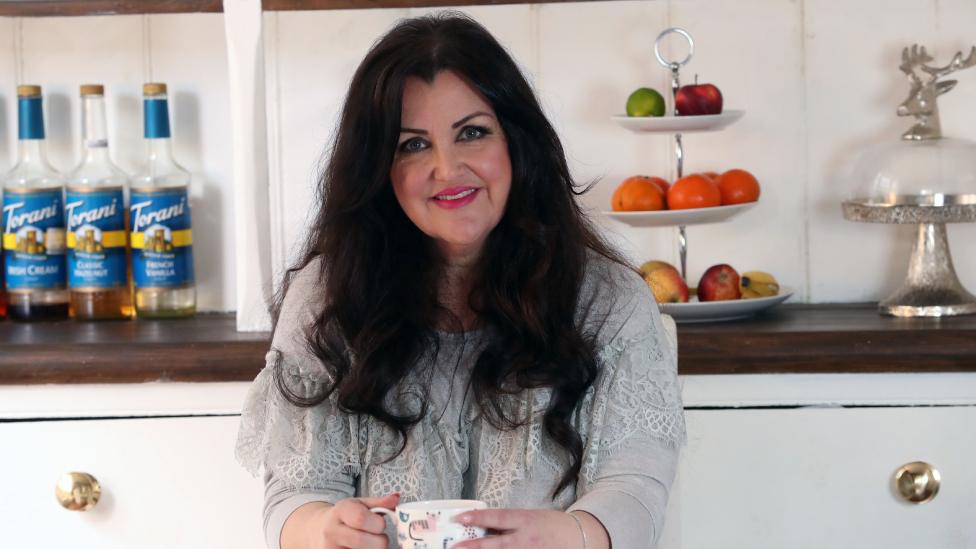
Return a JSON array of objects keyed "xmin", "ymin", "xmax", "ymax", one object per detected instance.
[
  {"xmin": 894, "ymin": 461, "xmax": 940, "ymax": 504},
  {"xmin": 55, "ymin": 472, "xmax": 101, "ymax": 511}
]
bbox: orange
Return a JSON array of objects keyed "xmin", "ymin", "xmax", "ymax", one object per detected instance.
[
  {"xmin": 611, "ymin": 175, "xmax": 667, "ymax": 211},
  {"xmin": 701, "ymin": 171, "xmax": 720, "ymax": 181},
  {"xmin": 646, "ymin": 176, "xmax": 670, "ymax": 196},
  {"xmin": 717, "ymin": 169, "xmax": 760, "ymax": 205},
  {"xmin": 667, "ymin": 174, "xmax": 721, "ymax": 210}
]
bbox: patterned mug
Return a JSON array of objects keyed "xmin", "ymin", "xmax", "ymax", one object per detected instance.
[{"xmin": 370, "ymin": 499, "xmax": 487, "ymax": 549}]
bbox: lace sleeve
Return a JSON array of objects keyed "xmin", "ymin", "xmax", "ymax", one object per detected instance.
[
  {"xmin": 235, "ymin": 347, "xmax": 362, "ymax": 549},
  {"xmin": 582, "ymin": 312, "xmax": 685, "ymax": 468},
  {"xmin": 234, "ymin": 348, "xmax": 361, "ymax": 494},
  {"xmin": 568, "ymin": 262, "xmax": 685, "ymax": 548},
  {"xmin": 234, "ymin": 258, "xmax": 361, "ymax": 495},
  {"xmin": 577, "ymin": 260, "xmax": 686, "ymax": 466}
]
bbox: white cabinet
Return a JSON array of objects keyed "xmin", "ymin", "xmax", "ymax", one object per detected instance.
[
  {"xmin": 1, "ymin": 375, "xmax": 974, "ymax": 549},
  {"xmin": 655, "ymin": 373, "xmax": 976, "ymax": 548},
  {"xmin": 0, "ymin": 414, "xmax": 264, "ymax": 549},
  {"xmin": 659, "ymin": 404, "xmax": 976, "ymax": 549}
]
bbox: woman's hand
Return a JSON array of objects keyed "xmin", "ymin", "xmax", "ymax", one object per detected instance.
[
  {"xmin": 451, "ymin": 508, "xmax": 608, "ymax": 549},
  {"xmin": 301, "ymin": 492, "xmax": 399, "ymax": 549}
]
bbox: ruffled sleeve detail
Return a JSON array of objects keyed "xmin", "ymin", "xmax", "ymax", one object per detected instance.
[
  {"xmin": 234, "ymin": 257, "xmax": 361, "ymax": 497},
  {"xmin": 235, "ymin": 348, "xmax": 361, "ymax": 494}
]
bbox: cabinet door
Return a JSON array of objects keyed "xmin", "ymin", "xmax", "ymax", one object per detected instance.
[
  {"xmin": 0, "ymin": 415, "xmax": 265, "ymax": 549},
  {"xmin": 658, "ymin": 406, "xmax": 976, "ymax": 549}
]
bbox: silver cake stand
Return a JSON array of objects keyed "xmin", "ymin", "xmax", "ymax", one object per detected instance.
[
  {"xmin": 842, "ymin": 197, "xmax": 976, "ymax": 317},
  {"xmin": 842, "ymin": 44, "xmax": 976, "ymax": 317}
]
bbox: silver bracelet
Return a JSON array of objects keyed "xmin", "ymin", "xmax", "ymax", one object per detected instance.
[{"xmin": 567, "ymin": 511, "xmax": 588, "ymax": 549}]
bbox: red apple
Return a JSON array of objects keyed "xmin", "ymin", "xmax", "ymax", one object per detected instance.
[
  {"xmin": 643, "ymin": 263, "xmax": 689, "ymax": 303},
  {"xmin": 675, "ymin": 82, "xmax": 723, "ymax": 116},
  {"xmin": 697, "ymin": 264, "xmax": 741, "ymax": 301}
]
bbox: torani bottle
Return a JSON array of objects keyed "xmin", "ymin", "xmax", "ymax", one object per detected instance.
[
  {"xmin": 130, "ymin": 83, "xmax": 195, "ymax": 318},
  {"xmin": 1, "ymin": 85, "xmax": 69, "ymax": 321},
  {"xmin": 66, "ymin": 84, "xmax": 133, "ymax": 320},
  {"xmin": 0, "ymin": 223, "xmax": 6, "ymax": 320},
  {"xmin": 0, "ymin": 189, "xmax": 6, "ymax": 319}
]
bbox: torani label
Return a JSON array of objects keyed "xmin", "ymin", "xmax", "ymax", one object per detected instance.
[
  {"xmin": 2, "ymin": 188, "xmax": 67, "ymax": 291},
  {"xmin": 130, "ymin": 188, "xmax": 194, "ymax": 288},
  {"xmin": 66, "ymin": 187, "xmax": 127, "ymax": 290}
]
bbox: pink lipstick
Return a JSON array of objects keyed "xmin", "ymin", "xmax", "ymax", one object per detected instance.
[{"xmin": 432, "ymin": 186, "xmax": 479, "ymax": 209}]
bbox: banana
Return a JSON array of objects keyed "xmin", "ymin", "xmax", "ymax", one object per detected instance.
[{"xmin": 740, "ymin": 271, "xmax": 779, "ymax": 299}]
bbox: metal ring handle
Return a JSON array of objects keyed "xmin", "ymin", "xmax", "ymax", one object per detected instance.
[{"xmin": 654, "ymin": 27, "xmax": 695, "ymax": 68}]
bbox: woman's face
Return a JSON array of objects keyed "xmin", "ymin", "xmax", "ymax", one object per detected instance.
[{"xmin": 390, "ymin": 70, "xmax": 512, "ymax": 261}]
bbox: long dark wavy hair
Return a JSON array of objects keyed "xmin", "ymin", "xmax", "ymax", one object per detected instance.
[{"xmin": 274, "ymin": 12, "xmax": 629, "ymax": 498}]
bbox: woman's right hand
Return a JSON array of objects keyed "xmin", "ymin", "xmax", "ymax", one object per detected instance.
[{"xmin": 292, "ymin": 493, "xmax": 400, "ymax": 549}]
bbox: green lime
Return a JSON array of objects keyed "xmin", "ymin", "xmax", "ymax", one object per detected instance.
[{"xmin": 626, "ymin": 87, "xmax": 666, "ymax": 117}]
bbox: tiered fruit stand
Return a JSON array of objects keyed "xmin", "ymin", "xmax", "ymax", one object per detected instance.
[{"xmin": 605, "ymin": 28, "xmax": 791, "ymax": 322}]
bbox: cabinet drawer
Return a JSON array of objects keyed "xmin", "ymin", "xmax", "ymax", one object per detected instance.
[
  {"xmin": 0, "ymin": 415, "xmax": 264, "ymax": 548},
  {"xmin": 660, "ymin": 406, "xmax": 976, "ymax": 548}
]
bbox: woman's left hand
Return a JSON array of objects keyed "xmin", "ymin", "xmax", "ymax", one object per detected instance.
[{"xmin": 451, "ymin": 509, "xmax": 586, "ymax": 549}]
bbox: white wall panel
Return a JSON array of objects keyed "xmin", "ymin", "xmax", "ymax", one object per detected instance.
[
  {"xmin": 271, "ymin": 8, "xmax": 408, "ymax": 277},
  {"xmin": 9, "ymin": 0, "xmax": 972, "ymax": 313},
  {"xmin": 667, "ymin": 0, "xmax": 806, "ymax": 296},
  {"xmin": 263, "ymin": 0, "xmax": 976, "ymax": 308},
  {"xmin": 537, "ymin": 1, "xmax": 673, "ymax": 268},
  {"xmin": 930, "ymin": 0, "xmax": 976, "ymax": 295},
  {"xmin": 149, "ymin": 14, "xmax": 236, "ymax": 311},
  {"xmin": 803, "ymin": 0, "xmax": 976, "ymax": 303},
  {"xmin": 266, "ymin": 0, "xmax": 976, "ymax": 302},
  {"xmin": 225, "ymin": 0, "xmax": 273, "ymax": 331},
  {"xmin": 0, "ymin": 18, "xmax": 16, "ymax": 171},
  {"xmin": 18, "ymin": 15, "xmax": 144, "ymax": 175},
  {"xmin": 804, "ymin": 0, "xmax": 930, "ymax": 303},
  {"xmin": 408, "ymin": 5, "xmax": 538, "ymax": 77}
]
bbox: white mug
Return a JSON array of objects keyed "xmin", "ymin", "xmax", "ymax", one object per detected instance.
[{"xmin": 370, "ymin": 499, "xmax": 487, "ymax": 549}]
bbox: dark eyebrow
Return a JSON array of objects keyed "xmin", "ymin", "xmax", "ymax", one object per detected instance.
[
  {"xmin": 399, "ymin": 111, "xmax": 494, "ymax": 135},
  {"xmin": 451, "ymin": 111, "xmax": 493, "ymax": 129}
]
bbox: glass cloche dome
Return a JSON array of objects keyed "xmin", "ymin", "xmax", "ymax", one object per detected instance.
[{"xmin": 846, "ymin": 137, "xmax": 976, "ymax": 209}]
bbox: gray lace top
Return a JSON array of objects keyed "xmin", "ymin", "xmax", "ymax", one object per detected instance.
[{"xmin": 235, "ymin": 255, "xmax": 685, "ymax": 549}]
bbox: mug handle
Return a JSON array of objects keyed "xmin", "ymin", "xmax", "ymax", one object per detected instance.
[
  {"xmin": 369, "ymin": 507, "xmax": 396, "ymax": 520},
  {"xmin": 371, "ymin": 508, "xmax": 431, "ymax": 542}
]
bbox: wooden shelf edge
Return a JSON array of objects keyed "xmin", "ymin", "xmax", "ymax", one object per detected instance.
[
  {"xmin": 263, "ymin": 0, "xmax": 599, "ymax": 10},
  {"xmin": 0, "ymin": 0, "xmax": 223, "ymax": 17},
  {"xmin": 0, "ymin": 314, "xmax": 269, "ymax": 385},
  {"xmin": 0, "ymin": 0, "xmax": 605, "ymax": 17},
  {"xmin": 266, "ymin": 0, "xmax": 475, "ymax": 9},
  {"xmin": 677, "ymin": 328, "xmax": 976, "ymax": 375},
  {"xmin": 0, "ymin": 341, "xmax": 267, "ymax": 384}
]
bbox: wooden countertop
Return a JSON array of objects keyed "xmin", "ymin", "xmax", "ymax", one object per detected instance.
[
  {"xmin": 0, "ymin": 315, "xmax": 268, "ymax": 384},
  {"xmin": 677, "ymin": 304, "xmax": 976, "ymax": 374},
  {"xmin": 1, "ymin": 305, "xmax": 974, "ymax": 384}
]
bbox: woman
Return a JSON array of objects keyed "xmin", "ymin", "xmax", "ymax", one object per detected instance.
[{"xmin": 236, "ymin": 12, "xmax": 685, "ymax": 549}]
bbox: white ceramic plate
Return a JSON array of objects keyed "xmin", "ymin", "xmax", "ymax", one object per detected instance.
[
  {"xmin": 659, "ymin": 289, "xmax": 793, "ymax": 323},
  {"xmin": 603, "ymin": 202, "xmax": 757, "ymax": 227},
  {"xmin": 611, "ymin": 110, "xmax": 744, "ymax": 133}
]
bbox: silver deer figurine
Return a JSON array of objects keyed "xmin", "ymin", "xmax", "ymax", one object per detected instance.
[{"xmin": 897, "ymin": 44, "xmax": 976, "ymax": 141}]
